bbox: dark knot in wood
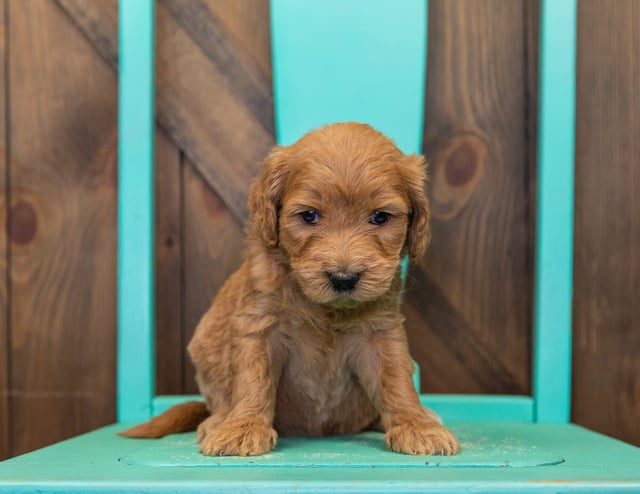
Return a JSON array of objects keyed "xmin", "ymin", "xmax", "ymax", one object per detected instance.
[
  {"xmin": 9, "ymin": 200, "xmax": 38, "ymax": 246},
  {"xmin": 431, "ymin": 134, "xmax": 486, "ymax": 221},
  {"xmin": 445, "ymin": 141, "xmax": 479, "ymax": 187}
]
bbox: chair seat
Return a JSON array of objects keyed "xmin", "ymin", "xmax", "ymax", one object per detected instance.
[{"xmin": 1, "ymin": 419, "xmax": 638, "ymax": 493}]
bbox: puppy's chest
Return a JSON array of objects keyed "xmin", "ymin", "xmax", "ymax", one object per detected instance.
[
  {"xmin": 280, "ymin": 327, "xmax": 354, "ymax": 391},
  {"xmin": 274, "ymin": 323, "xmax": 366, "ymax": 420}
]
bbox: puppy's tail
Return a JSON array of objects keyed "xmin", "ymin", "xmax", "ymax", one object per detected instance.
[{"xmin": 118, "ymin": 400, "xmax": 209, "ymax": 438}]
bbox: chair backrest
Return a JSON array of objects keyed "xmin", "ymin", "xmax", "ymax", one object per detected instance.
[{"xmin": 117, "ymin": 0, "xmax": 577, "ymax": 425}]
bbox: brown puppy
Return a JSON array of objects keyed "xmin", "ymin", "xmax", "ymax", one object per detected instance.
[{"xmin": 120, "ymin": 122, "xmax": 460, "ymax": 457}]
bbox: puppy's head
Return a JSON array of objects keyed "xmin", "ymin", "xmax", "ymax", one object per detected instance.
[{"xmin": 248, "ymin": 122, "xmax": 430, "ymax": 306}]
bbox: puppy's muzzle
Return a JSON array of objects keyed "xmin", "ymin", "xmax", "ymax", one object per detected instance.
[{"xmin": 327, "ymin": 271, "xmax": 361, "ymax": 292}]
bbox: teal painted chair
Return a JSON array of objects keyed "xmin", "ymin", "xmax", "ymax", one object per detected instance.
[{"xmin": 1, "ymin": 1, "xmax": 638, "ymax": 492}]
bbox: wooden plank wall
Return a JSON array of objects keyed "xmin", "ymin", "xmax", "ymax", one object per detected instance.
[
  {"xmin": 3, "ymin": 0, "xmax": 118, "ymax": 457},
  {"xmin": 573, "ymin": 0, "xmax": 640, "ymax": 445},
  {"xmin": 0, "ymin": 0, "xmax": 9, "ymax": 462},
  {"xmin": 0, "ymin": 0, "xmax": 638, "ymax": 459},
  {"xmin": 408, "ymin": 1, "xmax": 534, "ymax": 395}
]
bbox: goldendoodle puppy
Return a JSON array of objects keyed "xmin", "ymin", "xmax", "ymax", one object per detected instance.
[{"xmin": 120, "ymin": 122, "xmax": 460, "ymax": 457}]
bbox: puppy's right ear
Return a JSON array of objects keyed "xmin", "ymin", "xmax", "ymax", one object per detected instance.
[{"xmin": 248, "ymin": 146, "xmax": 290, "ymax": 248}]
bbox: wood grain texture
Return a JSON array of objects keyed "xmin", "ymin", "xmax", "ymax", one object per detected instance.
[
  {"xmin": 55, "ymin": 0, "xmax": 118, "ymax": 67},
  {"xmin": 182, "ymin": 161, "xmax": 245, "ymax": 394},
  {"xmin": 58, "ymin": 0, "xmax": 274, "ymax": 225},
  {"xmin": 55, "ymin": 0, "xmax": 273, "ymax": 397},
  {"xmin": 408, "ymin": 0, "xmax": 533, "ymax": 394},
  {"xmin": 162, "ymin": 0, "xmax": 273, "ymax": 134},
  {"xmin": 573, "ymin": 0, "xmax": 640, "ymax": 446},
  {"xmin": 7, "ymin": 0, "xmax": 117, "ymax": 456},
  {"xmin": 406, "ymin": 268, "xmax": 527, "ymax": 394},
  {"xmin": 154, "ymin": 0, "xmax": 274, "ymax": 223},
  {"xmin": 155, "ymin": 0, "xmax": 274, "ymax": 394},
  {"xmin": 0, "ymin": 0, "xmax": 9, "ymax": 461},
  {"xmin": 155, "ymin": 130, "xmax": 183, "ymax": 395},
  {"xmin": 203, "ymin": 0, "xmax": 272, "ymax": 81}
]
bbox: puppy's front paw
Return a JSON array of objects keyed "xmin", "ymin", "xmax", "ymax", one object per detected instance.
[
  {"xmin": 199, "ymin": 418, "xmax": 277, "ymax": 457},
  {"xmin": 196, "ymin": 410, "xmax": 229, "ymax": 443},
  {"xmin": 386, "ymin": 422, "xmax": 460, "ymax": 456}
]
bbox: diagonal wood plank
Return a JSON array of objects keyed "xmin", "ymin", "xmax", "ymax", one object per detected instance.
[
  {"xmin": 404, "ymin": 303, "xmax": 483, "ymax": 393},
  {"xmin": 0, "ymin": 0, "xmax": 10, "ymax": 461},
  {"xmin": 56, "ymin": 0, "xmax": 275, "ymax": 225},
  {"xmin": 154, "ymin": 0, "xmax": 273, "ymax": 222},
  {"xmin": 55, "ymin": 0, "xmax": 117, "ymax": 66},
  {"xmin": 204, "ymin": 0, "xmax": 272, "ymax": 80},
  {"xmin": 406, "ymin": 266, "xmax": 527, "ymax": 395},
  {"xmin": 163, "ymin": 0, "xmax": 273, "ymax": 134}
]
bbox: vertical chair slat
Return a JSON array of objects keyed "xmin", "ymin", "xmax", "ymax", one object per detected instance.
[
  {"xmin": 117, "ymin": 0, "xmax": 156, "ymax": 422},
  {"xmin": 533, "ymin": 0, "xmax": 577, "ymax": 423}
]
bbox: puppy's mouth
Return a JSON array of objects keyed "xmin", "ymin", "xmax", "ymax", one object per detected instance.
[
  {"xmin": 289, "ymin": 260, "xmax": 398, "ymax": 307},
  {"xmin": 320, "ymin": 269, "xmax": 392, "ymax": 307}
]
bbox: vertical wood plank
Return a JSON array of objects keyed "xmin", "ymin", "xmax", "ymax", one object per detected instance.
[
  {"xmin": 155, "ymin": 130, "xmax": 183, "ymax": 395},
  {"xmin": 573, "ymin": 0, "xmax": 640, "ymax": 445},
  {"xmin": 411, "ymin": 0, "xmax": 533, "ymax": 393},
  {"xmin": 8, "ymin": 0, "xmax": 117, "ymax": 455},
  {"xmin": 0, "ymin": 0, "xmax": 10, "ymax": 461},
  {"xmin": 182, "ymin": 162, "xmax": 245, "ymax": 394}
]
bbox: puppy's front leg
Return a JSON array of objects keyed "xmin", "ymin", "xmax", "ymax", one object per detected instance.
[
  {"xmin": 199, "ymin": 333, "xmax": 280, "ymax": 457},
  {"xmin": 354, "ymin": 327, "xmax": 460, "ymax": 456}
]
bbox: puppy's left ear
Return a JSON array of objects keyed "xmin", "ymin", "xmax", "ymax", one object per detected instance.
[
  {"xmin": 400, "ymin": 154, "xmax": 431, "ymax": 262},
  {"xmin": 248, "ymin": 146, "xmax": 290, "ymax": 248}
]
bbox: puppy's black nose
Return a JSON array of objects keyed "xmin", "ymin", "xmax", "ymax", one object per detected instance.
[{"xmin": 328, "ymin": 272, "xmax": 360, "ymax": 292}]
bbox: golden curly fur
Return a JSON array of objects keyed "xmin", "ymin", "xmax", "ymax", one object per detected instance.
[{"xmin": 120, "ymin": 122, "xmax": 460, "ymax": 457}]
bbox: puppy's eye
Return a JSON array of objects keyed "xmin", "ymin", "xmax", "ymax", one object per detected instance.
[
  {"xmin": 300, "ymin": 210, "xmax": 320, "ymax": 224},
  {"xmin": 370, "ymin": 211, "xmax": 390, "ymax": 225}
]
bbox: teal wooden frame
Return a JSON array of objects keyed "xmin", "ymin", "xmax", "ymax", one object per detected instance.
[
  {"xmin": 533, "ymin": 0, "xmax": 577, "ymax": 423},
  {"xmin": 117, "ymin": 0, "xmax": 576, "ymax": 427},
  {"xmin": 117, "ymin": 0, "xmax": 156, "ymax": 423}
]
